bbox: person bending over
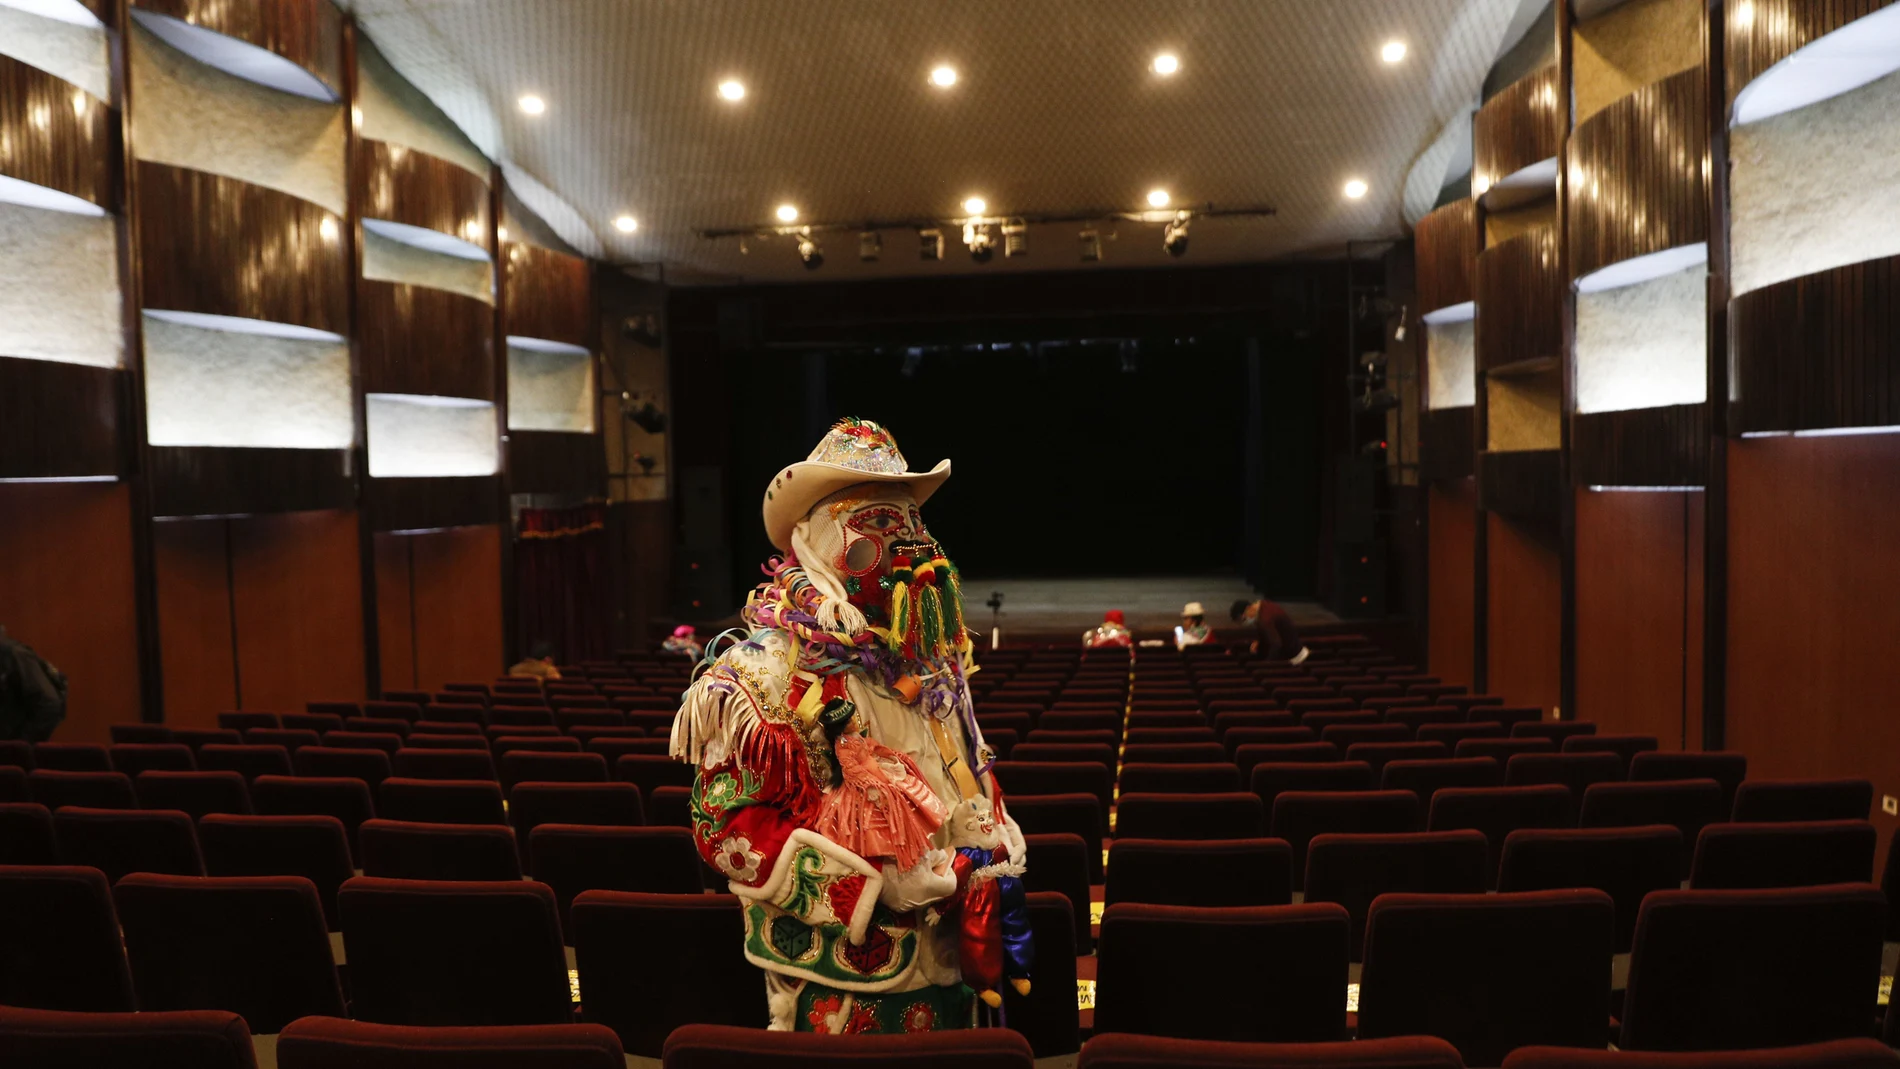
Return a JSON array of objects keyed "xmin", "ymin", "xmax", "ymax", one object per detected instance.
[{"xmin": 1231, "ymin": 597, "xmax": 1309, "ymax": 663}]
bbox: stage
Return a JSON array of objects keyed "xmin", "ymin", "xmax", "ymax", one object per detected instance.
[{"xmin": 959, "ymin": 574, "xmax": 1340, "ymax": 646}]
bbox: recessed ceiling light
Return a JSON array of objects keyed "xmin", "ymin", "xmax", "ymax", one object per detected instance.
[
  {"xmin": 517, "ymin": 94, "xmax": 546, "ymax": 115},
  {"xmin": 929, "ymin": 65, "xmax": 957, "ymax": 88},
  {"xmin": 962, "ymin": 196, "xmax": 987, "ymax": 215},
  {"xmin": 1152, "ymin": 52, "xmax": 1180, "ymax": 76},
  {"xmin": 1344, "ymin": 178, "xmax": 1369, "ymax": 199},
  {"xmin": 775, "ymin": 204, "xmax": 799, "ymax": 223},
  {"xmin": 1147, "ymin": 189, "xmax": 1171, "ymax": 208},
  {"xmin": 1381, "ymin": 40, "xmax": 1407, "ymax": 64},
  {"xmin": 614, "ymin": 215, "xmax": 638, "ymax": 233},
  {"xmin": 717, "ymin": 79, "xmax": 746, "ymax": 102}
]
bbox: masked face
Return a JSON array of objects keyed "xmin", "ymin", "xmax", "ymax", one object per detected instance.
[{"xmin": 814, "ymin": 485, "xmax": 965, "ymax": 660}]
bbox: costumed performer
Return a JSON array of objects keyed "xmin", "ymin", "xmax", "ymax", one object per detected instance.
[
  {"xmin": 1083, "ymin": 609, "xmax": 1134, "ymax": 648},
  {"xmin": 663, "ymin": 624, "xmax": 706, "ymax": 660},
  {"xmin": 670, "ymin": 418, "xmax": 1032, "ymax": 1035},
  {"xmin": 1174, "ymin": 601, "xmax": 1213, "ymax": 649}
]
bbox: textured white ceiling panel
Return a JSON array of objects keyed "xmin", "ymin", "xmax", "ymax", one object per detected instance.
[
  {"xmin": 0, "ymin": 5, "xmax": 110, "ymax": 101},
  {"xmin": 348, "ymin": 0, "xmax": 1521, "ymax": 282}
]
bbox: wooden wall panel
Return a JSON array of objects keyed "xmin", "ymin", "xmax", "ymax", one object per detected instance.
[
  {"xmin": 149, "ymin": 446, "xmax": 354, "ymax": 517},
  {"xmin": 1725, "ymin": 0, "xmax": 1896, "ymax": 115},
  {"xmin": 1575, "ymin": 490, "xmax": 1703, "ymax": 746},
  {"xmin": 229, "ymin": 510, "xmax": 365, "ymax": 711},
  {"xmin": 153, "ymin": 519, "xmax": 236, "ymax": 728},
  {"xmin": 1476, "ymin": 227, "xmax": 1562, "ymax": 371},
  {"xmin": 509, "ymin": 431, "xmax": 605, "ymax": 497},
  {"xmin": 355, "ymin": 138, "xmax": 490, "ymax": 244},
  {"xmin": 1422, "ymin": 406, "xmax": 1476, "ymax": 481},
  {"xmin": 133, "ymin": 0, "xmax": 345, "ymax": 98},
  {"xmin": 1569, "ymin": 65, "xmax": 1709, "ymax": 281},
  {"xmin": 1415, "ymin": 201, "xmax": 1479, "ymax": 315},
  {"xmin": 137, "ymin": 162, "xmax": 348, "ymax": 334},
  {"xmin": 1728, "ymin": 434, "xmax": 1900, "ymax": 861},
  {"xmin": 1730, "ymin": 252, "xmax": 1900, "ymax": 434},
  {"xmin": 373, "ymin": 533, "xmax": 417, "ymax": 693},
  {"xmin": 1479, "ymin": 448, "xmax": 1563, "ymax": 526},
  {"xmin": 1487, "ymin": 511, "xmax": 1563, "ymax": 713},
  {"xmin": 504, "ymin": 241, "xmax": 594, "ymax": 349},
  {"xmin": 357, "ymin": 280, "xmax": 495, "ymax": 400},
  {"xmin": 1474, "ymin": 65, "xmax": 1562, "ymax": 192},
  {"xmin": 1428, "ymin": 479, "xmax": 1477, "ymax": 687},
  {"xmin": 411, "ymin": 525, "xmax": 504, "ymax": 690},
  {"xmin": 364, "ymin": 475, "xmax": 501, "ymax": 533},
  {"xmin": 0, "ymin": 54, "xmax": 114, "ymax": 209},
  {"xmin": 0, "ymin": 484, "xmax": 141, "ymax": 744},
  {"xmin": 0, "ymin": 357, "xmax": 122, "ymax": 479},
  {"xmin": 1573, "ymin": 403, "xmax": 1708, "ymax": 487}
]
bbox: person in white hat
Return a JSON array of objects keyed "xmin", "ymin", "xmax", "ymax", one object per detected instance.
[
  {"xmin": 671, "ymin": 418, "xmax": 1030, "ymax": 1034},
  {"xmin": 1175, "ymin": 601, "xmax": 1214, "ymax": 649}
]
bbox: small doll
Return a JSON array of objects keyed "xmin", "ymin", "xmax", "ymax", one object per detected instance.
[
  {"xmin": 812, "ymin": 699, "xmax": 948, "ymax": 872},
  {"xmin": 938, "ymin": 796, "xmax": 1034, "ymax": 1008}
]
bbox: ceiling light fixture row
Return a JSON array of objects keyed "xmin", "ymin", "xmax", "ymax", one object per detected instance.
[{"xmin": 698, "ymin": 201, "xmax": 1275, "ymax": 269}]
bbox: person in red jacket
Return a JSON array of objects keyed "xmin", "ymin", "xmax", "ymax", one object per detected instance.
[{"xmin": 1231, "ymin": 598, "xmax": 1309, "ymax": 663}]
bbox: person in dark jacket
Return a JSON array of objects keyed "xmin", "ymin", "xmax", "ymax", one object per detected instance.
[
  {"xmin": 1231, "ymin": 598, "xmax": 1309, "ymax": 664},
  {"xmin": 0, "ymin": 626, "xmax": 67, "ymax": 741}
]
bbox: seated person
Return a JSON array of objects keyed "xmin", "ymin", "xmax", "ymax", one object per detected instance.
[
  {"xmin": 661, "ymin": 624, "xmax": 704, "ymax": 660},
  {"xmin": 1083, "ymin": 609, "xmax": 1134, "ymax": 648},
  {"xmin": 508, "ymin": 639, "xmax": 562, "ymax": 680},
  {"xmin": 1174, "ymin": 602, "xmax": 1213, "ymax": 649}
]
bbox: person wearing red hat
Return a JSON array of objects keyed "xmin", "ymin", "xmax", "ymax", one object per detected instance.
[{"xmin": 1083, "ymin": 609, "xmax": 1133, "ymax": 648}]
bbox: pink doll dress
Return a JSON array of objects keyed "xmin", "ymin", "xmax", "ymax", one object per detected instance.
[{"xmin": 815, "ymin": 733, "xmax": 948, "ymax": 870}]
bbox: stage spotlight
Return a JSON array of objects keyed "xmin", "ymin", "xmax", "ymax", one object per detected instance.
[
  {"xmin": 859, "ymin": 230, "xmax": 882, "ymax": 261},
  {"xmin": 1359, "ymin": 388, "xmax": 1400, "ymax": 414},
  {"xmin": 1360, "ymin": 437, "xmax": 1389, "ymax": 457},
  {"xmin": 901, "ymin": 347, "xmax": 924, "ymax": 378},
  {"xmin": 1079, "ymin": 228, "xmax": 1102, "ymax": 262},
  {"xmin": 1119, "ymin": 340, "xmax": 1138, "ymax": 373},
  {"xmin": 965, "ymin": 221, "xmax": 995, "ymax": 263},
  {"xmin": 797, "ymin": 233, "xmax": 824, "ymax": 270},
  {"xmin": 1002, "ymin": 220, "xmax": 1027, "ymax": 257},
  {"xmin": 919, "ymin": 228, "xmax": 945, "ymax": 260},
  {"xmin": 1162, "ymin": 212, "xmax": 1190, "ymax": 257}
]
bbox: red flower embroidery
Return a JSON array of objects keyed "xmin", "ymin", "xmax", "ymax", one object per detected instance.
[
  {"xmin": 902, "ymin": 1001, "xmax": 936, "ymax": 1033},
  {"xmin": 806, "ymin": 994, "xmax": 842, "ymax": 1034},
  {"xmin": 843, "ymin": 1001, "xmax": 881, "ymax": 1034}
]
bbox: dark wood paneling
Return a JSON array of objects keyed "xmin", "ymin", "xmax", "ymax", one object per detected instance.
[
  {"xmin": 1479, "ymin": 448, "xmax": 1563, "ymax": 527},
  {"xmin": 1476, "ymin": 227, "xmax": 1562, "ymax": 371},
  {"xmin": 1728, "ymin": 434, "xmax": 1900, "ymax": 868},
  {"xmin": 355, "ymin": 138, "xmax": 490, "ymax": 245},
  {"xmin": 504, "ymin": 242, "xmax": 592, "ymax": 349},
  {"xmin": 0, "ymin": 483, "xmax": 142, "ymax": 744},
  {"xmin": 365, "ymin": 475, "xmax": 501, "ymax": 533},
  {"xmin": 1474, "ymin": 65, "xmax": 1562, "ymax": 192},
  {"xmin": 1725, "ymin": 0, "xmax": 1896, "ymax": 117},
  {"xmin": 132, "ymin": 0, "xmax": 344, "ymax": 98},
  {"xmin": 230, "ymin": 510, "xmax": 365, "ymax": 709},
  {"xmin": 0, "ymin": 357, "xmax": 121, "ymax": 479},
  {"xmin": 1427, "ymin": 479, "xmax": 1477, "ymax": 688},
  {"xmin": 152, "ymin": 518, "xmax": 236, "ymax": 728},
  {"xmin": 1730, "ymin": 253, "xmax": 1900, "ymax": 434},
  {"xmin": 1422, "ymin": 405, "xmax": 1476, "ymax": 481},
  {"xmin": 0, "ymin": 55, "xmax": 113, "ymax": 209},
  {"xmin": 137, "ymin": 161, "xmax": 348, "ymax": 334},
  {"xmin": 1576, "ymin": 489, "xmax": 1701, "ymax": 747},
  {"xmin": 508, "ymin": 431, "xmax": 605, "ymax": 497},
  {"xmin": 148, "ymin": 447, "xmax": 354, "ymax": 517},
  {"xmin": 1569, "ymin": 66, "xmax": 1709, "ymax": 282},
  {"xmin": 1572, "ymin": 403, "xmax": 1709, "ymax": 487},
  {"xmin": 1415, "ymin": 201, "xmax": 1479, "ymax": 315},
  {"xmin": 1487, "ymin": 511, "xmax": 1562, "ymax": 713},
  {"xmin": 357, "ymin": 280, "xmax": 495, "ymax": 400}
]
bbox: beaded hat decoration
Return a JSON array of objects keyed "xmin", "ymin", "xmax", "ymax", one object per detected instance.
[{"xmin": 762, "ymin": 418, "xmax": 951, "ymax": 552}]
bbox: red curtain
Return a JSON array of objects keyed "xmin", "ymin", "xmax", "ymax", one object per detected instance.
[{"xmin": 514, "ymin": 502, "xmax": 611, "ymax": 664}]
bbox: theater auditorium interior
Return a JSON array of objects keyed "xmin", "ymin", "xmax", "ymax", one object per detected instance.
[{"xmin": 2, "ymin": 0, "xmax": 1900, "ymax": 1066}]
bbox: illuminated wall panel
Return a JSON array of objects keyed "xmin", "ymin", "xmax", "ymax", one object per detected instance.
[
  {"xmin": 1572, "ymin": 0, "xmax": 1702, "ymax": 124},
  {"xmin": 129, "ymin": 21, "xmax": 346, "ymax": 213},
  {"xmin": 507, "ymin": 343, "xmax": 594, "ymax": 433},
  {"xmin": 1487, "ymin": 373, "xmax": 1562, "ymax": 451},
  {"xmin": 141, "ymin": 313, "xmax": 352, "ymax": 448},
  {"xmin": 366, "ymin": 393, "xmax": 499, "ymax": 477},
  {"xmin": 361, "ymin": 227, "xmax": 493, "ymax": 304},
  {"xmin": 1575, "ymin": 263, "xmax": 1707, "ymax": 414},
  {"xmin": 0, "ymin": 200, "xmax": 122, "ymax": 367},
  {"xmin": 0, "ymin": 4, "xmax": 109, "ymax": 101},
  {"xmin": 1731, "ymin": 67, "xmax": 1900, "ymax": 297},
  {"xmin": 1426, "ymin": 318, "xmax": 1476, "ymax": 410},
  {"xmin": 355, "ymin": 36, "xmax": 489, "ymax": 180}
]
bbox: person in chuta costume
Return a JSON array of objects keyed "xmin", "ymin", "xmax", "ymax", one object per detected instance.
[
  {"xmin": 1083, "ymin": 609, "xmax": 1134, "ymax": 648},
  {"xmin": 671, "ymin": 419, "xmax": 1032, "ymax": 1035}
]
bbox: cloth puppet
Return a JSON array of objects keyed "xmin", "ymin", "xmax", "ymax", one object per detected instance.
[
  {"xmin": 670, "ymin": 418, "xmax": 1031, "ymax": 1034},
  {"xmin": 1083, "ymin": 609, "xmax": 1134, "ymax": 648}
]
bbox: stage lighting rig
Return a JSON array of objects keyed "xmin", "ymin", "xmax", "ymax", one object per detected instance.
[
  {"xmin": 964, "ymin": 221, "xmax": 996, "ymax": 263},
  {"xmin": 859, "ymin": 231, "xmax": 881, "ymax": 261},
  {"xmin": 1163, "ymin": 211, "xmax": 1191, "ymax": 257},
  {"xmin": 797, "ymin": 231, "xmax": 824, "ymax": 270},
  {"xmin": 919, "ymin": 228, "xmax": 944, "ymax": 261},
  {"xmin": 1002, "ymin": 219, "xmax": 1027, "ymax": 257},
  {"xmin": 1079, "ymin": 228, "xmax": 1102, "ymax": 262}
]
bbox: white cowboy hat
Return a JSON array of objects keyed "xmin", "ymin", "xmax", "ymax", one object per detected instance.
[
  {"xmin": 1182, "ymin": 602, "xmax": 1206, "ymax": 616},
  {"xmin": 761, "ymin": 418, "xmax": 951, "ymax": 551}
]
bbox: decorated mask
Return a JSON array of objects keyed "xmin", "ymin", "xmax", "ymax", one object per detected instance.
[{"xmin": 791, "ymin": 483, "xmax": 966, "ymax": 662}]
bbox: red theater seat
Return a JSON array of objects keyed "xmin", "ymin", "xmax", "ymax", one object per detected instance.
[
  {"xmin": 1104, "ymin": 838, "xmax": 1293, "ymax": 908},
  {"xmin": 54, "ymin": 806, "xmax": 203, "ymax": 882},
  {"xmin": 1005, "ymin": 892, "xmax": 1081, "ymax": 1057},
  {"xmin": 133, "ymin": 770, "xmax": 251, "ymax": 819},
  {"xmin": 1020, "ymin": 833, "xmax": 1093, "ymax": 952},
  {"xmin": 509, "ymin": 781, "xmax": 645, "ymax": 858},
  {"xmin": 246, "ymin": 729, "xmax": 322, "ymax": 754},
  {"xmin": 0, "ymin": 865, "xmax": 135, "ymax": 1011},
  {"xmin": 378, "ymin": 777, "xmax": 506, "ymax": 825},
  {"xmin": 1005, "ymin": 793, "xmax": 1104, "ymax": 881},
  {"xmin": 321, "ymin": 731, "xmax": 402, "ymax": 755},
  {"xmin": 360, "ymin": 819, "xmax": 522, "ymax": 882},
  {"xmin": 1730, "ymin": 778, "xmax": 1874, "ymax": 823},
  {"xmin": 197, "ymin": 744, "xmax": 293, "ymax": 782},
  {"xmin": 109, "ymin": 743, "xmax": 196, "ymax": 777},
  {"xmin": 393, "ymin": 748, "xmax": 498, "ymax": 782},
  {"xmin": 572, "ymin": 893, "xmax": 766, "ymax": 1057},
  {"xmin": 0, "ymin": 803, "xmax": 57, "ymax": 864},
  {"xmin": 1500, "ymin": 1039, "xmax": 1900, "ymax": 1069},
  {"xmin": 1504, "ymin": 753, "xmax": 1624, "ymax": 815},
  {"xmin": 340, "ymin": 876, "xmax": 572, "ymax": 1026},
  {"xmin": 1357, "ymin": 889, "xmax": 1615, "ymax": 1066},
  {"xmin": 293, "ymin": 746, "xmax": 394, "ymax": 789},
  {"xmin": 613, "ymin": 754, "xmax": 699, "ymax": 801},
  {"xmin": 109, "ymin": 725, "xmax": 175, "ymax": 745},
  {"xmin": 1417, "ymin": 722, "xmax": 1506, "ymax": 749},
  {"xmin": 493, "ymin": 735, "xmax": 583, "ymax": 755},
  {"xmin": 1270, "ymin": 790, "xmax": 1418, "ymax": 891},
  {"xmin": 660, "ymin": 1023, "xmax": 1034, "ymax": 1069},
  {"xmin": 1115, "ymin": 792, "xmax": 1263, "ymax": 841},
  {"xmin": 1457, "ymin": 737, "xmax": 1555, "ymax": 765},
  {"xmin": 991, "ymin": 761, "xmax": 1114, "ymax": 811},
  {"xmin": 1691, "ymin": 820, "xmax": 1877, "ymax": 889},
  {"xmin": 1074, "ymin": 1033, "xmax": 1465, "ymax": 1069},
  {"xmin": 170, "ymin": 728, "xmax": 243, "ymax": 752},
  {"xmin": 113, "ymin": 873, "xmax": 343, "ymax": 1033},
  {"xmin": 218, "ymin": 712, "xmax": 280, "ymax": 734},
  {"xmin": 1305, "ymin": 830, "xmax": 1488, "ymax": 960},
  {"xmin": 1498, "ymin": 826, "xmax": 1682, "ymax": 953},
  {"xmin": 1427, "ymin": 784, "xmax": 1573, "ymax": 887},
  {"xmin": 0, "ymin": 1006, "xmax": 258, "ymax": 1069},
  {"xmin": 1094, "ymin": 902, "xmax": 1349, "ymax": 1042},
  {"xmin": 1560, "ymin": 733, "xmax": 1659, "ymax": 774},
  {"xmin": 1630, "ymin": 751, "xmax": 1747, "ymax": 812},
  {"xmin": 1118, "ymin": 762, "xmax": 1242, "ymax": 794},
  {"xmin": 1580, "ymin": 780, "xmax": 1726, "ymax": 877},
  {"xmin": 277, "ymin": 1017, "xmax": 623, "ymax": 1069},
  {"xmin": 32, "ymin": 743, "xmax": 111, "ymax": 772},
  {"xmin": 1346, "ymin": 741, "xmax": 1449, "ymax": 777},
  {"xmin": 198, "ymin": 813, "xmax": 354, "ymax": 929},
  {"xmin": 500, "ymin": 751, "xmax": 609, "ymax": 790},
  {"xmin": 252, "ymin": 775, "xmax": 375, "ymax": 850},
  {"xmin": 529, "ymin": 825, "xmax": 703, "ymax": 923}
]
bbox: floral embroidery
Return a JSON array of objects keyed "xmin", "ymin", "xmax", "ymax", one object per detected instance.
[
  {"xmin": 843, "ymin": 1001, "xmax": 881, "ymax": 1034},
  {"xmin": 701, "ymin": 773, "xmax": 738, "ymax": 811},
  {"xmin": 713, "ymin": 835, "xmax": 762, "ymax": 883},
  {"xmin": 807, "ymin": 994, "xmax": 842, "ymax": 1034},
  {"xmin": 902, "ymin": 1001, "xmax": 936, "ymax": 1033}
]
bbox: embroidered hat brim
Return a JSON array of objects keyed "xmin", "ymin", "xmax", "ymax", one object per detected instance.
[{"xmin": 762, "ymin": 459, "xmax": 951, "ymax": 552}]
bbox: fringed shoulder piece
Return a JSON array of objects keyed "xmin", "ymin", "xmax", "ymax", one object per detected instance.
[{"xmin": 670, "ymin": 628, "xmax": 797, "ymax": 769}]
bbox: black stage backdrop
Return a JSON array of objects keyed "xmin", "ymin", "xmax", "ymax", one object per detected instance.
[{"xmin": 725, "ymin": 337, "xmax": 1320, "ymax": 584}]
